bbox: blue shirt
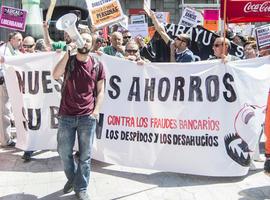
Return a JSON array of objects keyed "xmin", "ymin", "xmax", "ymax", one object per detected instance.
[{"xmin": 175, "ymin": 48, "xmax": 195, "ymax": 63}]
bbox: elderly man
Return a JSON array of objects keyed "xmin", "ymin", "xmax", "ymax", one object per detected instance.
[
  {"xmin": 124, "ymin": 40, "xmax": 149, "ymax": 65},
  {"xmin": 209, "ymin": 37, "xmax": 240, "ymax": 61},
  {"xmin": 0, "ymin": 32, "xmax": 23, "ymax": 147},
  {"xmin": 102, "ymin": 32, "xmax": 125, "ymax": 58}
]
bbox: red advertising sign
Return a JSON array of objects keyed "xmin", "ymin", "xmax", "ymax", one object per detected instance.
[{"xmin": 221, "ymin": 0, "xmax": 270, "ymax": 23}]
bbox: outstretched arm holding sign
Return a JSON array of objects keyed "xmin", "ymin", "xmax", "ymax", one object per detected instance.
[{"xmin": 147, "ymin": 10, "xmax": 171, "ymax": 45}]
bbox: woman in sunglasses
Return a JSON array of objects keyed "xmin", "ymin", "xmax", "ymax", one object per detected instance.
[{"xmin": 125, "ymin": 40, "xmax": 149, "ymax": 65}]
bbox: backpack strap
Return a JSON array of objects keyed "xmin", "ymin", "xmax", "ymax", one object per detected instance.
[
  {"xmin": 61, "ymin": 54, "xmax": 76, "ymax": 95},
  {"xmin": 90, "ymin": 56, "xmax": 101, "ymax": 108}
]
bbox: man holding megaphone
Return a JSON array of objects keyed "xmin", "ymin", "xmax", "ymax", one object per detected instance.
[{"xmin": 52, "ymin": 29, "xmax": 105, "ymax": 200}]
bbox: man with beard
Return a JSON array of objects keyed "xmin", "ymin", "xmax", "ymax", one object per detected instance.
[{"xmin": 52, "ymin": 32, "xmax": 105, "ymax": 200}]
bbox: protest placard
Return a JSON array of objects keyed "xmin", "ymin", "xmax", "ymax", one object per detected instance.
[
  {"xmin": 0, "ymin": 6, "xmax": 27, "ymax": 31},
  {"xmin": 255, "ymin": 24, "xmax": 270, "ymax": 51},
  {"xmin": 86, "ymin": 0, "xmax": 124, "ymax": 28}
]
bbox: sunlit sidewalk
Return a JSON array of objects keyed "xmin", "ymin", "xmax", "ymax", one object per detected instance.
[{"xmin": 0, "ymin": 147, "xmax": 269, "ymax": 200}]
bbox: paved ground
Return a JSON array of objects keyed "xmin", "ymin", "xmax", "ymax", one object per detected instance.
[{"xmin": 0, "ymin": 147, "xmax": 270, "ymax": 200}]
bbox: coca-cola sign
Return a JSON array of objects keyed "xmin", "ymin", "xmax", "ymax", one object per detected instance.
[
  {"xmin": 221, "ymin": 0, "xmax": 270, "ymax": 23},
  {"xmin": 244, "ymin": 1, "xmax": 270, "ymax": 13}
]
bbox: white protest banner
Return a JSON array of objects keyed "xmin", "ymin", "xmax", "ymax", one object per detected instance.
[
  {"xmin": 4, "ymin": 52, "xmax": 63, "ymax": 150},
  {"xmin": 86, "ymin": 0, "xmax": 124, "ymax": 29},
  {"xmin": 128, "ymin": 23, "xmax": 149, "ymax": 38},
  {"xmin": 130, "ymin": 15, "xmax": 146, "ymax": 24},
  {"xmin": 255, "ymin": 24, "xmax": 270, "ymax": 51},
  {"xmin": 179, "ymin": 7, "xmax": 202, "ymax": 27},
  {"xmin": 4, "ymin": 53, "xmax": 270, "ymax": 177}
]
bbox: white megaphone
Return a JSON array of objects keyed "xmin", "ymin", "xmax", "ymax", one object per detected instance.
[{"xmin": 56, "ymin": 13, "xmax": 85, "ymax": 48}]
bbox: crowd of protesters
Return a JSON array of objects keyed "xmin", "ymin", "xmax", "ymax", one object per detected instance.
[{"xmin": 0, "ymin": 8, "xmax": 270, "ymax": 200}]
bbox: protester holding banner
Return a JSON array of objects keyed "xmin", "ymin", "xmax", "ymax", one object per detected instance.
[
  {"xmin": 21, "ymin": 36, "xmax": 38, "ymax": 162},
  {"xmin": 125, "ymin": 40, "xmax": 149, "ymax": 65},
  {"xmin": 208, "ymin": 37, "xmax": 240, "ymax": 62},
  {"xmin": 0, "ymin": 32, "xmax": 23, "ymax": 147},
  {"xmin": 102, "ymin": 31, "xmax": 125, "ymax": 58},
  {"xmin": 52, "ymin": 32, "xmax": 105, "ymax": 200}
]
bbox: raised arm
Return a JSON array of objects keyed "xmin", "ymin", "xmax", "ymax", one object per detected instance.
[
  {"xmin": 43, "ymin": 21, "xmax": 53, "ymax": 49},
  {"xmin": 148, "ymin": 10, "xmax": 171, "ymax": 44},
  {"xmin": 52, "ymin": 51, "xmax": 69, "ymax": 80}
]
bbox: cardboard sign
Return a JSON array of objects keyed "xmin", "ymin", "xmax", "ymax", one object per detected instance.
[
  {"xmin": 255, "ymin": 24, "xmax": 270, "ymax": 51},
  {"xmin": 128, "ymin": 23, "xmax": 149, "ymax": 38},
  {"xmin": 179, "ymin": 7, "xmax": 202, "ymax": 27},
  {"xmin": 86, "ymin": 0, "xmax": 124, "ymax": 28},
  {"xmin": 0, "ymin": 6, "xmax": 27, "ymax": 31},
  {"xmin": 228, "ymin": 23, "xmax": 255, "ymax": 37},
  {"xmin": 130, "ymin": 15, "xmax": 146, "ymax": 24},
  {"xmin": 155, "ymin": 12, "xmax": 170, "ymax": 24},
  {"xmin": 204, "ymin": 9, "xmax": 219, "ymax": 21}
]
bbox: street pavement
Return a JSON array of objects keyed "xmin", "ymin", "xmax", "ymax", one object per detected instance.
[{"xmin": 0, "ymin": 147, "xmax": 270, "ymax": 200}]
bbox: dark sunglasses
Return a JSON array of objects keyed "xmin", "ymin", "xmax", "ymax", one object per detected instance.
[
  {"xmin": 123, "ymin": 36, "xmax": 132, "ymax": 39},
  {"xmin": 176, "ymin": 37, "xmax": 186, "ymax": 43},
  {"xmin": 214, "ymin": 43, "xmax": 223, "ymax": 48},
  {"xmin": 23, "ymin": 44, "xmax": 34, "ymax": 48},
  {"xmin": 126, "ymin": 49, "xmax": 138, "ymax": 53}
]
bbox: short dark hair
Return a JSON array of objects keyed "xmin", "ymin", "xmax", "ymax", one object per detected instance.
[
  {"xmin": 96, "ymin": 37, "xmax": 104, "ymax": 43},
  {"xmin": 178, "ymin": 34, "xmax": 191, "ymax": 46}
]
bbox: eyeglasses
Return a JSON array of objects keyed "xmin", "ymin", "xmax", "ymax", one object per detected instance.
[
  {"xmin": 126, "ymin": 49, "xmax": 138, "ymax": 53},
  {"xmin": 214, "ymin": 43, "xmax": 223, "ymax": 48},
  {"xmin": 23, "ymin": 44, "xmax": 34, "ymax": 48},
  {"xmin": 123, "ymin": 36, "xmax": 132, "ymax": 39}
]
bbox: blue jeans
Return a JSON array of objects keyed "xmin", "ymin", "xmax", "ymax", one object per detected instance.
[{"xmin": 57, "ymin": 115, "xmax": 96, "ymax": 192}]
